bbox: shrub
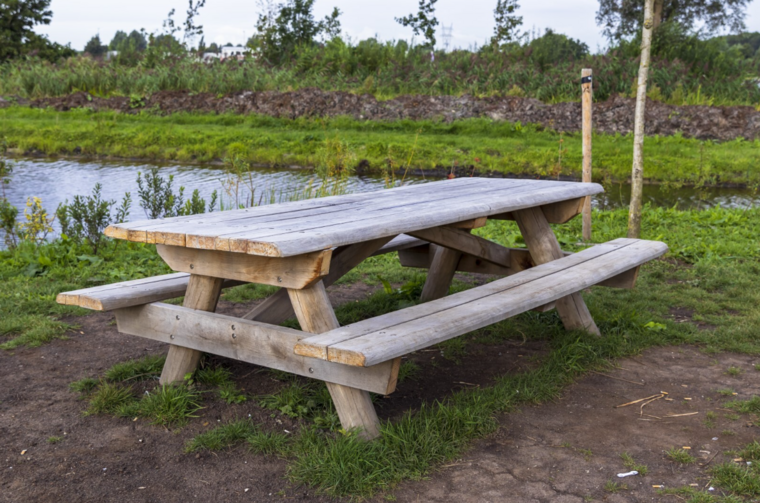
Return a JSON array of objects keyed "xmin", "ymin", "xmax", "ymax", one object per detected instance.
[{"xmin": 56, "ymin": 183, "xmax": 131, "ymax": 253}]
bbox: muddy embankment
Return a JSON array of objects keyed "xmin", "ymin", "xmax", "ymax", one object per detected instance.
[{"xmin": 2, "ymin": 88, "xmax": 760, "ymax": 142}]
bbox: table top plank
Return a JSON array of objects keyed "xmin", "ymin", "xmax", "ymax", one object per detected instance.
[{"xmin": 106, "ymin": 178, "xmax": 603, "ymax": 257}]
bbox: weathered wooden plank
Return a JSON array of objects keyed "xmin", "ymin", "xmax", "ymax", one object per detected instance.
[
  {"xmin": 106, "ymin": 178, "xmax": 485, "ymax": 241},
  {"xmin": 513, "ymin": 206, "xmax": 601, "ymax": 335},
  {"xmin": 598, "ymin": 265, "xmax": 640, "ymax": 289},
  {"xmin": 408, "ymin": 226, "xmax": 511, "ymax": 268},
  {"xmin": 114, "ymin": 303, "xmax": 399, "ymax": 395},
  {"xmin": 288, "ymin": 281, "xmax": 384, "ymax": 439},
  {"xmin": 107, "ymin": 179, "xmax": 604, "ymax": 258},
  {"xmin": 294, "ymin": 239, "xmax": 668, "ymax": 366},
  {"xmin": 241, "ymin": 236, "xmax": 396, "ymax": 323},
  {"xmin": 160, "ymin": 274, "xmax": 224, "ymax": 384},
  {"xmin": 492, "ymin": 198, "xmax": 585, "ymax": 224},
  {"xmin": 156, "ymin": 244, "xmax": 331, "ymax": 289},
  {"xmin": 327, "ymin": 240, "xmax": 666, "ymax": 366},
  {"xmin": 138, "ymin": 179, "xmax": 491, "ymax": 247},
  {"xmin": 56, "ymin": 273, "xmax": 242, "ymax": 311},
  {"xmin": 398, "ymin": 245, "xmax": 511, "ymax": 275},
  {"xmin": 194, "ymin": 181, "xmax": 539, "ymax": 253},
  {"xmin": 242, "ymin": 182, "xmax": 603, "ymax": 257}
]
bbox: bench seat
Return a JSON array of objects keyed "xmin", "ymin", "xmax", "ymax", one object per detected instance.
[
  {"xmin": 294, "ymin": 238, "xmax": 668, "ymax": 367},
  {"xmin": 56, "ymin": 235, "xmax": 427, "ymax": 311}
]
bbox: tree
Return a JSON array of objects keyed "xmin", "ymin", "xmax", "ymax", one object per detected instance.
[
  {"xmin": 207, "ymin": 42, "xmax": 220, "ymax": 53},
  {"xmin": 395, "ymin": 0, "xmax": 439, "ymax": 47},
  {"xmin": 252, "ymin": 0, "xmax": 343, "ymax": 62},
  {"xmin": 0, "ymin": 0, "xmax": 51, "ymax": 60},
  {"xmin": 109, "ymin": 30, "xmax": 127, "ymax": 50},
  {"xmin": 183, "ymin": 0, "xmax": 206, "ymax": 44},
  {"xmin": 596, "ymin": 0, "xmax": 750, "ymax": 40},
  {"xmin": 84, "ymin": 34, "xmax": 107, "ymax": 57},
  {"xmin": 627, "ymin": 0, "xmax": 655, "ymax": 239},
  {"xmin": 491, "ymin": 0, "xmax": 523, "ymax": 46}
]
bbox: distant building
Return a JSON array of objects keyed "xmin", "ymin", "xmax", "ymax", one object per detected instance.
[
  {"xmin": 220, "ymin": 46, "xmax": 249, "ymax": 61},
  {"xmin": 201, "ymin": 52, "xmax": 220, "ymax": 62}
]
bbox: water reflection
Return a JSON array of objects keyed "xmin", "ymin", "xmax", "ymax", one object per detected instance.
[{"xmin": 1, "ymin": 158, "xmax": 758, "ymax": 246}]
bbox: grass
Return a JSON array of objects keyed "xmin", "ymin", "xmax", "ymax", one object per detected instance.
[
  {"xmin": 620, "ymin": 452, "xmax": 649, "ymax": 476},
  {"xmin": 4, "ymin": 186, "xmax": 760, "ymax": 496},
  {"xmin": 103, "ymin": 354, "xmax": 165, "ymax": 382},
  {"xmin": 604, "ymin": 480, "xmax": 627, "ymax": 493},
  {"xmin": 2, "ymin": 107, "xmax": 760, "ymax": 186},
  {"xmin": 184, "ymin": 419, "xmax": 258, "ymax": 452},
  {"xmin": 47, "ymin": 436, "xmax": 64, "ymax": 444},
  {"xmin": 666, "ymin": 447, "xmax": 696, "ymax": 464},
  {"xmin": 726, "ymin": 366, "xmax": 744, "ymax": 376}
]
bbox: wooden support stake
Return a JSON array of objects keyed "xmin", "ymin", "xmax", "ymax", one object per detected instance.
[
  {"xmin": 160, "ymin": 274, "xmax": 223, "ymax": 384},
  {"xmin": 513, "ymin": 207, "xmax": 600, "ymax": 335},
  {"xmin": 582, "ymin": 68, "xmax": 593, "ymax": 242},
  {"xmin": 288, "ymin": 281, "xmax": 383, "ymax": 439}
]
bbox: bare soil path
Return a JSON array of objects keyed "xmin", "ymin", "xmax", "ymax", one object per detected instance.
[{"xmin": 1, "ymin": 285, "xmax": 758, "ymax": 502}]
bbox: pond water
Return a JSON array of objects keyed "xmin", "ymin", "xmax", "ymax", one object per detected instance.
[{"xmin": 1, "ymin": 158, "xmax": 758, "ymax": 246}]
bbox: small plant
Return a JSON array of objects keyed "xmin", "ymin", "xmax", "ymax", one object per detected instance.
[
  {"xmin": 604, "ymin": 480, "xmax": 627, "ymax": 493},
  {"xmin": 704, "ymin": 410, "xmax": 717, "ymax": 428},
  {"xmin": 726, "ymin": 366, "xmax": 744, "ymax": 376},
  {"xmin": 718, "ymin": 388, "xmax": 737, "ymax": 396},
  {"xmin": 247, "ymin": 431, "xmax": 291, "ymax": 456},
  {"xmin": 104, "ymin": 354, "xmax": 166, "ymax": 382},
  {"xmin": 86, "ymin": 382, "xmax": 136, "ymax": 415},
  {"xmin": 219, "ymin": 385, "xmax": 248, "ymax": 404},
  {"xmin": 194, "ymin": 366, "xmax": 233, "ymax": 387},
  {"xmin": 754, "ymin": 364, "xmax": 760, "ymax": 371},
  {"xmin": 259, "ymin": 381, "xmax": 337, "ymax": 429},
  {"xmin": 620, "ymin": 452, "xmax": 648, "ymax": 476},
  {"xmin": 666, "ymin": 447, "xmax": 696, "ymax": 464},
  {"xmin": 397, "ymin": 360, "xmax": 421, "ymax": 383},
  {"xmin": 57, "ymin": 184, "xmax": 131, "ymax": 253},
  {"xmin": 47, "ymin": 436, "xmax": 64, "ymax": 444},
  {"xmin": 16, "ymin": 197, "xmax": 55, "ymax": 245},
  {"xmin": 139, "ymin": 384, "xmax": 203, "ymax": 427},
  {"xmin": 726, "ymin": 396, "xmax": 760, "ymax": 414},
  {"xmin": 185, "ymin": 419, "xmax": 258, "ymax": 452},
  {"xmin": 136, "ymin": 167, "xmax": 185, "ymax": 219},
  {"xmin": 69, "ymin": 377, "xmax": 99, "ymax": 394}
]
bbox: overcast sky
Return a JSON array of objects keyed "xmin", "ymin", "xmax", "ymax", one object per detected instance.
[{"xmin": 36, "ymin": 0, "xmax": 760, "ymax": 52}]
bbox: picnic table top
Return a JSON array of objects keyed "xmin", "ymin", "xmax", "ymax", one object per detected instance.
[{"xmin": 105, "ymin": 178, "xmax": 603, "ymax": 258}]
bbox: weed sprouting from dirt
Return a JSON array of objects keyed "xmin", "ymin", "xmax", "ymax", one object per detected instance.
[
  {"xmin": 397, "ymin": 361, "xmax": 421, "ymax": 383},
  {"xmin": 620, "ymin": 452, "xmax": 649, "ymax": 476},
  {"xmin": 666, "ymin": 447, "xmax": 696, "ymax": 464},
  {"xmin": 139, "ymin": 384, "xmax": 203, "ymax": 427},
  {"xmin": 104, "ymin": 354, "xmax": 166, "ymax": 382},
  {"xmin": 185, "ymin": 419, "xmax": 258, "ymax": 453}
]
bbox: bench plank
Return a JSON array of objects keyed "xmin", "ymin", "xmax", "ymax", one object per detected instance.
[
  {"xmin": 56, "ymin": 273, "xmax": 243, "ymax": 311},
  {"xmin": 114, "ymin": 302, "xmax": 398, "ymax": 395},
  {"xmin": 294, "ymin": 239, "xmax": 667, "ymax": 366}
]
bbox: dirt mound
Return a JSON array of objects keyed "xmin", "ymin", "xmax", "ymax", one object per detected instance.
[{"xmin": 26, "ymin": 89, "xmax": 760, "ymax": 141}]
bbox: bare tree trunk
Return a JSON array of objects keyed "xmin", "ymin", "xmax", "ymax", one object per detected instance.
[{"xmin": 627, "ymin": 0, "xmax": 655, "ymax": 239}]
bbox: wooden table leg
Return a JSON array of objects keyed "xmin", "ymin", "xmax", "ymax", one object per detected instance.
[
  {"xmin": 288, "ymin": 280, "xmax": 383, "ymax": 439},
  {"xmin": 513, "ymin": 207, "xmax": 601, "ymax": 335},
  {"xmin": 243, "ymin": 236, "xmax": 396, "ymax": 324},
  {"xmin": 420, "ymin": 244, "xmax": 463, "ymax": 302},
  {"xmin": 159, "ymin": 274, "xmax": 224, "ymax": 384}
]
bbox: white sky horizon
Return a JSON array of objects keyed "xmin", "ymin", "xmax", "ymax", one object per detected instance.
[{"xmin": 35, "ymin": 0, "xmax": 760, "ymax": 54}]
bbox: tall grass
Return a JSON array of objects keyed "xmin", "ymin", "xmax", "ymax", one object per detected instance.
[{"xmin": 1, "ymin": 29, "xmax": 758, "ymax": 105}]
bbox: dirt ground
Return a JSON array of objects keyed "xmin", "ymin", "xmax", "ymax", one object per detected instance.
[
  {"xmin": 1, "ymin": 282, "xmax": 759, "ymax": 503},
  {"xmin": 5, "ymin": 89, "xmax": 759, "ymax": 141}
]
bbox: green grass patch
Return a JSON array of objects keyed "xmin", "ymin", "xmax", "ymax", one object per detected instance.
[
  {"xmin": 185, "ymin": 419, "xmax": 258, "ymax": 453},
  {"xmin": 138, "ymin": 384, "xmax": 203, "ymax": 427},
  {"xmin": 2, "ymin": 107, "xmax": 760, "ymax": 185},
  {"xmin": 725, "ymin": 396, "xmax": 760, "ymax": 414},
  {"xmin": 103, "ymin": 354, "xmax": 165, "ymax": 382},
  {"xmin": 666, "ymin": 447, "xmax": 696, "ymax": 464},
  {"xmin": 620, "ymin": 452, "xmax": 649, "ymax": 476}
]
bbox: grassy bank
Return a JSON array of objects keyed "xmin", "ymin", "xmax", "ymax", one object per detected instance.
[
  {"xmin": 2, "ymin": 107, "xmax": 759, "ymax": 185},
  {"xmin": 3, "ymin": 204, "xmax": 760, "ymax": 499}
]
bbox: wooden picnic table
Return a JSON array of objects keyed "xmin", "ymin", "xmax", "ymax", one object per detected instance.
[{"xmin": 58, "ymin": 178, "xmax": 668, "ymax": 439}]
